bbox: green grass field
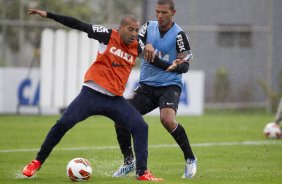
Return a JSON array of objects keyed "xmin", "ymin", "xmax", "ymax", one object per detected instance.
[{"xmin": 0, "ymin": 110, "xmax": 281, "ymax": 184}]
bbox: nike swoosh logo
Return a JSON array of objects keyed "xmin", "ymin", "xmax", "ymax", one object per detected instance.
[
  {"xmin": 112, "ymin": 62, "xmax": 126, "ymax": 67},
  {"xmin": 166, "ymin": 102, "xmax": 174, "ymax": 105}
]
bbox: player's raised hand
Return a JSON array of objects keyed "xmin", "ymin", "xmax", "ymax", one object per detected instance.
[
  {"xmin": 166, "ymin": 59, "xmax": 183, "ymax": 72},
  {"xmin": 28, "ymin": 9, "xmax": 47, "ymax": 18}
]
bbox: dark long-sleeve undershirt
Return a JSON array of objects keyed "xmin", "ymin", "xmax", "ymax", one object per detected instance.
[{"xmin": 151, "ymin": 58, "xmax": 189, "ymax": 74}]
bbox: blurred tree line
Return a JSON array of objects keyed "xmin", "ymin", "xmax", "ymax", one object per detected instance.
[{"xmin": 0, "ymin": 0, "xmax": 142, "ymax": 66}]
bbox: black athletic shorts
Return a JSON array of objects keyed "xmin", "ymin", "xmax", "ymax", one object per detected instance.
[{"xmin": 128, "ymin": 83, "xmax": 181, "ymax": 115}]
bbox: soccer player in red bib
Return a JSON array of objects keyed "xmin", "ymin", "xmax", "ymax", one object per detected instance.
[{"xmin": 22, "ymin": 9, "xmax": 169, "ymax": 181}]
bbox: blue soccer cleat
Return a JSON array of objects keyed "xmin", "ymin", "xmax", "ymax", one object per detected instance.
[
  {"xmin": 182, "ymin": 157, "xmax": 197, "ymax": 178},
  {"xmin": 112, "ymin": 161, "xmax": 135, "ymax": 177}
]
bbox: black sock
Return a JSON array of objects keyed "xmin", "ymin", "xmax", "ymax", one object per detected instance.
[
  {"xmin": 170, "ymin": 123, "xmax": 195, "ymax": 160},
  {"xmin": 136, "ymin": 169, "xmax": 145, "ymax": 176},
  {"xmin": 114, "ymin": 125, "xmax": 134, "ymax": 165}
]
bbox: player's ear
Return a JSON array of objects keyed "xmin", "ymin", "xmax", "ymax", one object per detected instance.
[
  {"xmin": 172, "ymin": 9, "xmax": 176, "ymax": 16},
  {"xmin": 119, "ymin": 25, "xmax": 124, "ymax": 33}
]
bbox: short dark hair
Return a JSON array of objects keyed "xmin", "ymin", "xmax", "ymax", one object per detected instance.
[
  {"xmin": 120, "ymin": 14, "xmax": 138, "ymax": 26},
  {"xmin": 157, "ymin": 0, "xmax": 175, "ymax": 10}
]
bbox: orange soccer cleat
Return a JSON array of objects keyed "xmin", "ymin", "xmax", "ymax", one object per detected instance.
[
  {"xmin": 22, "ymin": 160, "xmax": 41, "ymax": 177},
  {"xmin": 137, "ymin": 170, "xmax": 164, "ymax": 181}
]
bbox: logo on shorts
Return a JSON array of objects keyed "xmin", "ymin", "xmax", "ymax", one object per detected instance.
[{"xmin": 166, "ymin": 102, "xmax": 174, "ymax": 106}]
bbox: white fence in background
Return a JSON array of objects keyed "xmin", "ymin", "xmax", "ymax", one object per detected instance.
[
  {"xmin": 0, "ymin": 29, "xmax": 204, "ymax": 115},
  {"xmin": 40, "ymin": 29, "xmax": 99, "ymax": 113}
]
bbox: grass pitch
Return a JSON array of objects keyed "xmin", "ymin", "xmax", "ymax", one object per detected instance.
[{"xmin": 0, "ymin": 110, "xmax": 281, "ymax": 184}]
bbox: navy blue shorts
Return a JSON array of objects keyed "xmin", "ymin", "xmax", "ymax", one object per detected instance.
[{"xmin": 128, "ymin": 83, "xmax": 181, "ymax": 115}]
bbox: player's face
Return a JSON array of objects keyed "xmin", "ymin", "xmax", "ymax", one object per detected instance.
[
  {"xmin": 119, "ymin": 20, "xmax": 140, "ymax": 45},
  {"xmin": 155, "ymin": 4, "xmax": 176, "ymax": 31}
]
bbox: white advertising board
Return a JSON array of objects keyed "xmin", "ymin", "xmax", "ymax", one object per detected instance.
[
  {"xmin": 0, "ymin": 68, "xmax": 40, "ymax": 114},
  {"xmin": 0, "ymin": 68, "xmax": 204, "ymax": 115}
]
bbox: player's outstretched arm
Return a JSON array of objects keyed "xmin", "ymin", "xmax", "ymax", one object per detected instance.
[
  {"xmin": 166, "ymin": 59, "xmax": 189, "ymax": 74},
  {"xmin": 28, "ymin": 9, "xmax": 93, "ymax": 34},
  {"xmin": 151, "ymin": 57, "xmax": 189, "ymax": 74},
  {"xmin": 166, "ymin": 59, "xmax": 183, "ymax": 72},
  {"xmin": 28, "ymin": 9, "xmax": 47, "ymax": 18}
]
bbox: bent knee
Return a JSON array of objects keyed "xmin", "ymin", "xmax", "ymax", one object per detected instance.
[
  {"xmin": 160, "ymin": 116, "xmax": 177, "ymax": 132},
  {"xmin": 160, "ymin": 115, "xmax": 175, "ymax": 125}
]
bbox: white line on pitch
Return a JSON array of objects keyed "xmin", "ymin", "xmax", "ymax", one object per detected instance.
[{"xmin": 0, "ymin": 140, "xmax": 281, "ymax": 153}]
